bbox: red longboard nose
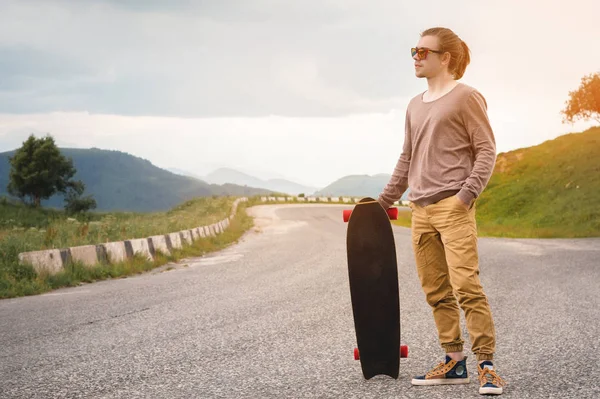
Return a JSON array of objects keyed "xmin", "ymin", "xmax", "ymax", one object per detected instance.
[
  {"xmin": 343, "ymin": 209, "xmax": 352, "ymax": 223},
  {"xmin": 387, "ymin": 207, "xmax": 398, "ymax": 220},
  {"xmin": 343, "ymin": 207, "xmax": 397, "ymax": 223}
]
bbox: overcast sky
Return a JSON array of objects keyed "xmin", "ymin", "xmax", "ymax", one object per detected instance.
[{"xmin": 1, "ymin": 0, "xmax": 598, "ymax": 187}]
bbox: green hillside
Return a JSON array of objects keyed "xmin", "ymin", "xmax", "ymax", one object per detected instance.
[
  {"xmin": 0, "ymin": 147, "xmax": 270, "ymax": 212},
  {"xmin": 474, "ymin": 126, "xmax": 600, "ymax": 237}
]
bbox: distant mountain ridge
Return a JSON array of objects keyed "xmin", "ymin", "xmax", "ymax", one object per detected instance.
[
  {"xmin": 203, "ymin": 168, "xmax": 319, "ymax": 196},
  {"xmin": 314, "ymin": 174, "xmax": 409, "ymax": 200},
  {"xmin": 0, "ymin": 148, "xmax": 271, "ymax": 212},
  {"xmin": 174, "ymin": 167, "xmax": 411, "ymax": 199}
]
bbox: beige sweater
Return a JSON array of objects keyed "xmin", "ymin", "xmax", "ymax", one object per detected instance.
[{"xmin": 378, "ymin": 83, "xmax": 497, "ymax": 208}]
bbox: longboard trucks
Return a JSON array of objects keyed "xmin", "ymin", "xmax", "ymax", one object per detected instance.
[{"xmin": 354, "ymin": 346, "xmax": 409, "ymax": 360}]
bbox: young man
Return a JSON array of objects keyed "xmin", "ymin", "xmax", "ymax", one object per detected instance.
[{"xmin": 377, "ymin": 27, "xmax": 506, "ymax": 395}]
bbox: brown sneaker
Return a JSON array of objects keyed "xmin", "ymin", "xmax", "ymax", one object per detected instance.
[
  {"xmin": 478, "ymin": 361, "xmax": 507, "ymax": 395},
  {"xmin": 411, "ymin": 355, "xmax": 470, "ymax": 386}
]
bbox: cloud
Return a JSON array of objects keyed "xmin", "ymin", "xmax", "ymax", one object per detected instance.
[
  {"xmin": 0, "ymin": 0, "xmax": 438, "ymax": 117},
  {"xmin": 0, "ymin": 0, "xmax": 599, "ymax": 172}
]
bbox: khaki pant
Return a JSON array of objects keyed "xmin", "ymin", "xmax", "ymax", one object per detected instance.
[{"xmin": 408, "ymin": 195, "xmax": 495, "ymax": 361}]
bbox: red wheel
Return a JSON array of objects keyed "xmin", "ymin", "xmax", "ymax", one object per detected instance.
[
  {"xmin": 401, "ymin": 345, "xmax": 409, "ymax": 358},
  {"xmin": 387, "ymin": 207, "xmax": 398, "ymax": 220},
  {"xmin": 343, "ymin": 209, "xmax": 352, "ymax": 223},
  {"xmin": 354, "ymin": 347, "xmax": 360, "ymax": 360}
]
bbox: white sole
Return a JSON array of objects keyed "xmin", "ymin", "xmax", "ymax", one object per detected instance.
[
  {"xmin": 480, "ymin": 386, "xmax": 503, "ymax": 395},
  {"xmin": 411, "ymin": 377, "xmax": 470, "ymax": 386}
]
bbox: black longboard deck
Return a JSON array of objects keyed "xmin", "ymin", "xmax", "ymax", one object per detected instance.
[{"xmin": 346, "ymin": 197, "xmax": 400, "ymax": 380}]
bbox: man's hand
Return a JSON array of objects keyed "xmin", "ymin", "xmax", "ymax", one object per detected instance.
[{"xmin": 456, "ymin": 195, "xmax": 471, "ymax": 210}]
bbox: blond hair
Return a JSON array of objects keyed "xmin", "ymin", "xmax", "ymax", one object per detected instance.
[{"xmin": 421, "ymin": 27, "xmax": 471, "ymax": 80}]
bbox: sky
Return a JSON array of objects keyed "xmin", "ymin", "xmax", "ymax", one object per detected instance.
[{"xmin": 0, "ymin": 0, "xmax": 598, "ymax": 188}]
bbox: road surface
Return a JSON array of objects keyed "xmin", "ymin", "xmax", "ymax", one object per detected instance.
[{"xmin": 1, "ymin": 204, "xmax": 599, "ymax": 398}]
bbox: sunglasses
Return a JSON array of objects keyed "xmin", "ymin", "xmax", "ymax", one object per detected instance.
[{"xmin": 411, "ymin": 47, "xmax": 444, "ymax": 60}]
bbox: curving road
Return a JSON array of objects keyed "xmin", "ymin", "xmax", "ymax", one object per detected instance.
[{"xmin": 1, "ymin": 204, "xmax": 599, "ymax": 398}]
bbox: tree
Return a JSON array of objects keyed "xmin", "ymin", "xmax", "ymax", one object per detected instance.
[
  {"xmin": 561, "ymin": 71, "xmax": 600, "ymax": 124},
  {"xmin": 64, "ymin": 180, "xmax": 97, "ymax": 215},
  {"xmin": 7, "ymin": 134, "xmax": 84, "ymax": 207}
]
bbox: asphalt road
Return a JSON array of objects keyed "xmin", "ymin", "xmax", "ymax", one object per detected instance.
[{"xmin": 1, "ymin": 204, "xmax": 599, "ymax": 398}]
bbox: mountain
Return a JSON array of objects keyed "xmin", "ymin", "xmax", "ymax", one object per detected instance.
[
  {"xmin": 205, "ymin": 168, "xmax": 265, "ymax": 188},
  {"xmin": 262, "ymin": 178, "xmax": 318, "ymax": 197},
  {"xmin": 0, "ymin": 148, "xmax": 271, "ymax": 212},
  {"xmin": 204, "ymin": 168, "xmax": 318, "ymax": 195},
  {"xmin": 313, "ymin": 173, "xmax": 409, "ymax": 200},
  {"xmin": 475, "ymin": 126, "xmax": 600, "ymax": 237},
  {"xmin": 166, "ymin": 167, "xmax": 205, "ymax": 180}
]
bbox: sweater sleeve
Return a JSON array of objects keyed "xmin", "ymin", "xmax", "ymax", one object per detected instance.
[
  {"xmin": 378, "ymin": 109, "xmax": 412, "ymax": 209},
  {"xmin": 456, "ymin": 90, "xmax": 497, "ymax": 206}
]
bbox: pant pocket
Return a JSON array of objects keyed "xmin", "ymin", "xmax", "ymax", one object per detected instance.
[
  {"xmin": 411, "ymin": 233, "xmax": 428, "ymax": 269},
  {"xmin": 441, "ymin": 229, "xmax": 479, "ymax": 269}
]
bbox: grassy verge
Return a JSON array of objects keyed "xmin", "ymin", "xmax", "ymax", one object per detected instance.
[
  {"xmin": 0, "ymin": 198, "xmax": 254, "ymax": 299},
  {"xmin": 0, "ymin": 196, "xmax": 236, "ymax": 249}
]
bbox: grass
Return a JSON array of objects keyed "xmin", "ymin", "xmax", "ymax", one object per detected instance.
[
  {"xmin": 392, "ymin": 127, "xmax": 600, "ymax": 238},
  {"xmin": 0, "ymin": 195, "xmax": 236, "ymax": 248},
  {"xmin": 0, "ymin": 197, "xmax": 254, "ymax": 299},
  {"xmin": 391, "ymin": 208, "xmax": 412, "ymax": 229}
]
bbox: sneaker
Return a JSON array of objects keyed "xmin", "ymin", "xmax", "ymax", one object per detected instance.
[
  {"xmin": 478, "ymin": 361, "xmax": 506, "ymax": 395},
  {"xmin": 411, "ymin": 355, "xmax": 470, "ymax": 385}
]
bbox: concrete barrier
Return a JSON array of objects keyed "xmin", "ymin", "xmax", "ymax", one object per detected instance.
[
  {"xmin": 103, "ymin": 241, "xmax": 130, "ymax": 264},
  {"xmin": 149, "ymin": 235, "xmax": 171, "ymax": 256},
  {"xmin": 168, "ymin": 232, "xmax": 183, "ymax": 249},
  {"xmin": 70, "ymin": 245, "xmax": 105, "ymax": 268},
  {"xmin": 127, "ymin": 238, "xmax": 153, "ymax": 261},
  {"xmin": 180, "ymin": 230, "xmax": 193, "ymax": 245},
  {"xmin": 17, "ymin": 197, "xmax": 248, "ymax": 275},
  {"xmin": 256, "ymin": 195, "xmax": 389, "ymax": 204},
  {"xmin": 18, "ymin": 249, "xmax": 68, "ymax": 275}
]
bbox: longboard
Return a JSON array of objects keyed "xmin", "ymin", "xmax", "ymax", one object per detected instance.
[{"xmin": 343, "ymin": 197, "xmax": 408, "ymax": 379}]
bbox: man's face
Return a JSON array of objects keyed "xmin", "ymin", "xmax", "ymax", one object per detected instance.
[{"xmin": 412, "ymin": 35, "xmax": 446, "ymax": 78}]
